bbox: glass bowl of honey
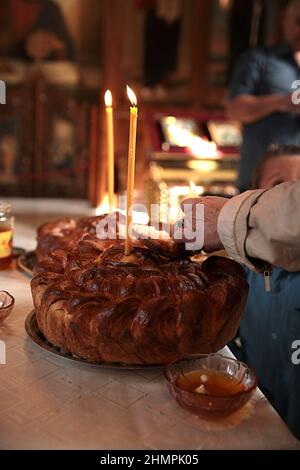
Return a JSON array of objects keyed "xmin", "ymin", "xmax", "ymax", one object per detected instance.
[
  {"xmin": 0, "ymin": 291, "xmax": 15, "ymax": 324},
  {"xmin": 165, "ymin": 354, "xmax": 257, "ymax": 419}
]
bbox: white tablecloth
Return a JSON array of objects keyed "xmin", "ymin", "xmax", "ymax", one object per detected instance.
[{"xmin": 0, "ymin": 204, "xmax": 299, "ymax": 450}]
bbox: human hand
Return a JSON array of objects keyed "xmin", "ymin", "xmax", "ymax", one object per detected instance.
[
  {"xmin": 173, "ymin": 196, "xmax": 228, "ymax": 252},
  {"xmin": 26, "ymin": 30, "xmax": 65, "ymax": 61}
]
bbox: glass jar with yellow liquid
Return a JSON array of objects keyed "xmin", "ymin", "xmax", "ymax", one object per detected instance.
[{"xmin": 0, "ymin": 202, "xmax": 14, "ymax": 269}]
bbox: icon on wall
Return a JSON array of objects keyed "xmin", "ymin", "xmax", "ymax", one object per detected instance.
[{"xmin": 0, "ymin": 120, "xmax": 18, "ymax": 184}]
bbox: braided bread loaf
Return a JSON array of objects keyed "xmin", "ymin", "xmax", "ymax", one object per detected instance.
[
  {"xmin": 31, "ymin": 235, "xmax": 248, "ymax": 365},
  {"xmin": 36, "ymin": 215, "xmax": 109, "ymax": 261}
]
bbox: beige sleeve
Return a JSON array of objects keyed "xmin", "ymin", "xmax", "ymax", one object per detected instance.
[{"xmin": 217, "ymin": 182, "xmax": 300, "ymax": 272}]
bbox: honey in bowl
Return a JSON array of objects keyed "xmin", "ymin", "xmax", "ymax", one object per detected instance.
[
  {"xmin": 165, "ymin": 354, "xmax": 257, "ymax": 419},
  {"xmin": 176, "ymin": 369, "xmax": 246, "ymax": 396}
]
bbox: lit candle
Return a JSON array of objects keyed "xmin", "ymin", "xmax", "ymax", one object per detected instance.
[
  {"xmin": 125, "ymin": 85, "xmax": 138, "ymax": 256},
  {"xmin": 104, "ymin": 89, "xmax": 114, "ymax": 212}
]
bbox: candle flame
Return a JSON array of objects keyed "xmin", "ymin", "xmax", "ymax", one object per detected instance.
[
  {"xmin": 104, "ymin": 89, "xmax": 112, "ymax": 107},
  {"xmin": 126, "ymin": 85, "xmax": 137, "ymax": 106},
  {"xmin": 189, "ymin": 181, "xmax": 198, "ymax": 195}
]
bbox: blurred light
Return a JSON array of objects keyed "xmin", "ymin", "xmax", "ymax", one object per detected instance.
[
  {"xmin": 96, "ymin": 194, "xmax": 149, "ymax": 224},
  {"xmin": 219, "ymin": 0, "xmax": 231, "ymax": 10},
  {"xmin": 170, "ymin": 185, "xmax": 191, "ymax": 198},
  {"xmin": 118, "ymin": 210, "xmax": 149, "ymax": 225},
  {"xmin": 161, "ymin": 142, "xmax": 170, "ymax": 151},
  {"xmin": 168, "ymin": 205, "xmax": 181, "ymax": 224},
  {"xmin": 165, "ymin": 116, "xmax": 177, "ymax": 125},
  {"xmin": 189, "ymin": 181, "xmax": 205, "ymax": 196},
  {"xmin": 96, "ymin": 194, "xmax": 110, "ymax": 215},
  {"xmin": 188, "ymin": 136, "xmax": 218, "ymax": 158},
  {"xmin": 187, "ymin": 160, "xmax": 218, "ymax": 172}
]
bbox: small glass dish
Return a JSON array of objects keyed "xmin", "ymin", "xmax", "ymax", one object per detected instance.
[
  {"xmin": 165, "ymin": 354, "xmax": 257, "ymax": 419},
  {"xmin": 0, "ymin": 291, "xmax": 15, "ymax": 324}
]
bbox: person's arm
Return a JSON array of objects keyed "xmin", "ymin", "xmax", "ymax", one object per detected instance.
[
  {"xmin": 32, "ymin": 0, "xmax": 74, "ymax": 60},
  {"xmin": 228, "ymin": 48, "xmax": 296, "ymax": 124},
  {"xmin": 227, "ymin": 93, "xmax": 293, "ymax": 124},
  {"xmin": 176, "ymin": 181, "xmax": 300, "ymax": 272},
  {"xmin": 218, "ymin": 182, "xmax": 300, "ymax": 271}
]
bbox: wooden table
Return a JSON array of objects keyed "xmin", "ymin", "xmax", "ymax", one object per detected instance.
[{"xmin": 0, "ymin": 200, "xmax": 299, "ymax": 450}]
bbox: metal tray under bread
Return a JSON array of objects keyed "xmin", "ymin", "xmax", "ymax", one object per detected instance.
[
  {"xmin": 25, "ymin": 310, "xmax": 163, "ymax": 370},
  {"xmin": 17, "ymin": 250, "xmax": 37, "ymax": 277}
]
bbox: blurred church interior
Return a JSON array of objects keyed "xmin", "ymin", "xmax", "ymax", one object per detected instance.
[{"xmin": 0, "ymin": 0, "xmax": 286, "ymax": 209}]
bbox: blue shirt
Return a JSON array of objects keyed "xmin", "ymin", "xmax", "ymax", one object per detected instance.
[
  {"xmin": 239, "ymin": 267, "xmax": 300, "ymax": 440},
  {"xmin": 230, "ymin": 44, "xmax": 300, "ymax": 191}
]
